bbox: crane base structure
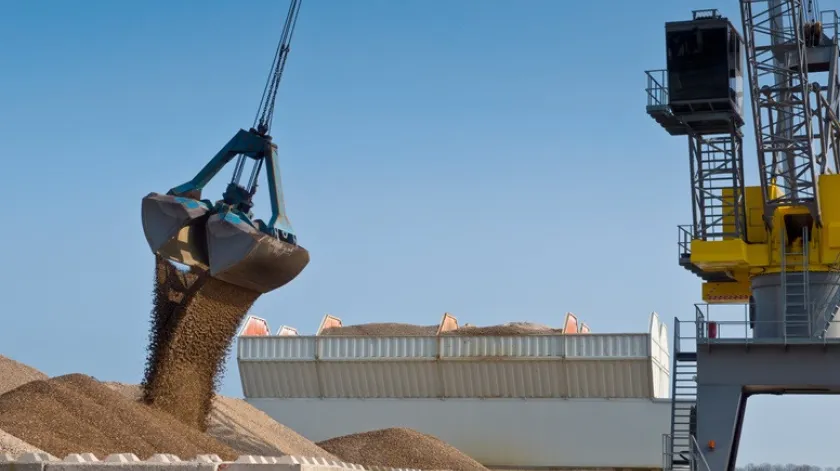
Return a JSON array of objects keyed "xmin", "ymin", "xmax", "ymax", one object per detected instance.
[
  {"xmin": 671, "ymin": 312, "xmax": 840, "ymax": 471},
  {"xmin": 646, "ymin": 4, "xmax": 840, "ymax": 471}
]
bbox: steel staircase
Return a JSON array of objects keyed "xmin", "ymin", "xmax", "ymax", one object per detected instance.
[
  {"xmin": 781, "ymin": 226, "xmax": 811, "ymax": 338},
  {"xmin": 668, "ymin": 321, "xmax": 697, "ymax": 471}
]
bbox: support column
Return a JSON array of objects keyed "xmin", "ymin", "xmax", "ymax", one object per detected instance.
[{"xmin": 696, "ymin": 385, "xmax": 745, "ymax": 471}]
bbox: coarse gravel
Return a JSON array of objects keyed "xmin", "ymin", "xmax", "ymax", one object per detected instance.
[
  {"xmin": 142, "ymin": 265, "xmax": 260, "ymax": 431},
  {"xmin": 105, "ymin": 382, "xmax": 337, "ymax": 460},
  {"xmin": 320, "ymin": 323, "xmax": 438, "ymax": 336},
  {"xmin": 0, "ymin": 355, "xmax": 48, "ymax": 395},
  {"xmin": 0, "ymin": 374, "xmax": 239, "ymax": 460},
  {"xmin": 318, "ymin": 427, "xmax": 488, "ymax": 471},
  {"xmin": 443, "ymin": 322, "xmax": 562, "ymax": 336}
]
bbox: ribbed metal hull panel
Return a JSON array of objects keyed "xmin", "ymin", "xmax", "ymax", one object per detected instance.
[
  {"xmin": 439, "ymin": 360, "xmax": 565, "ymax": 397},
  {"xmin": 240, "ymin": 333, "xmax": 652, "ymax": 361},
  {"xmin": 318, "ymin": 361, "xmax": 439, "ymax": 398},
  {"xmin": 318, "ymin": 336, "xmax": 437, "ymax": 360},
  {"xmin": 239, "ymin": 361, "xmax": 319, "ymax": 398},
  {"xmin": 564, "ymin": 334, "xmax": 648, "ymax": 358},
  {"xmin": 238, "ymin": 336, "xmax": 316, "ymax": 360},
  {"xmin": 565, "ymin": 360, "xmax": 652, "ymax": 397},
  {"xmin": 237, "ymin": 314, "xmax": 671, "ymax": 399},
  {"xmin": 440, "ymin": 335, "xmax": 564, "ymax": 357}
]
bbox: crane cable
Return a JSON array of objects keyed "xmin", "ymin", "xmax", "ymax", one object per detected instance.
[
  {"xmin": 254, "ymin": 0, "xmax": 302, "ymax": 137},
  {"xmin": 806, "ymin": 0, "xmax": 819, "ymax": 24},
  {"xmin": 231, "ymin": 0, "xmax": 302, "ymax": 194}
]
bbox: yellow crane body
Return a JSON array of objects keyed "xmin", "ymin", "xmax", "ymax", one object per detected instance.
[{"xmin": 692, "ymin": 174, "xmax": 840, "ymax": 304}]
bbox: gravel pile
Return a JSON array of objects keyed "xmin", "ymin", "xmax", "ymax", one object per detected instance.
[
  {"xmin": 105, "ymin": 382, "xmax": 337, "ymax": 460},
  {"xmin": 208, "ymin": 394, "xmax": 337, "ymax": 458},
  {"xmin": 142, "ymin": 257, "xmax": 260, "ymax": 431},
  {"xmin": 320, "ymin": 323, "xmax": 438, "ymax": 336},
  {"xmin": 0, "ymin": 356, "xmax": 49, "ymax": 457},
  {"xmin": 0, "ymin": 355, "xmax": 48, "ymax": 395},
  {"xmin": 318, "ymin": 427, "xmax": 488, "ymax": 471},
  {"xmin": 443, "ymin": 321, "xmax": 561, "ymax": 336},
  {"xmin": 0, "ymin": 374, "xmax": 238, "ymax": 460}
]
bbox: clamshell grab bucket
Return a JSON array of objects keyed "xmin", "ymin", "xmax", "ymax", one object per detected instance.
[
  {"xmin": 141, "ymin": 193, "xmax": 211, "ymax": 269},
  {"xmin": 205, "ymin": 212, "xmax": 310, "ymax": 294}
]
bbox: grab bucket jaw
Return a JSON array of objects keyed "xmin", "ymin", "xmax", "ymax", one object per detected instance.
[
  {"xmin": 206, "ymin": 212, "xmax": 310, "ymax": 294},
  {"xmin": 141, "ymin": 192, "xmax": 211, "ymax": 269}
]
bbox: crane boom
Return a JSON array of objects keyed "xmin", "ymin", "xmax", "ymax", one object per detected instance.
[{"xmin": 741, "ymin": 0, "xmax": 822, "ymax": 228}]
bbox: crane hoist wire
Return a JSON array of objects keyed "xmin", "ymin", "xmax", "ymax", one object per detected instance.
[
  {"xmin": 232, "ymin": 0, "xmax": 302, "ymax": 201},
  {"xmin": 255, "ymin": 0, "xmax": 302, "ymax": 137},
  {"xmin": 806, "ymin": 0, "xmax": 820, "ymax": 23}
]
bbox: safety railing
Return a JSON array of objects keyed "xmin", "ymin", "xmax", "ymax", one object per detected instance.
[
  {"xmin": 662, "ymin": 433, "xmax": 672, "ymax": 471},
  {"xmin": 821, "ymin": 10, "xmax": 840, "ymax": 44},
  {"xmin": 677, "ymin": 225, "xmax": 693, "ymax": 260},
  {"xmin": 680, "ymin": 303, "xmax": 840, "ymax": 345},
  {"xmin": 645, "ymin": 69, "xmax": 669, "ymax": 109},
  {"xmin": 690, "ymin": 435, "xmax": 712, "ymax": 471},
  {"xmin": 661, "ymin": 433, "xmax": 712, "ymax": 471}
]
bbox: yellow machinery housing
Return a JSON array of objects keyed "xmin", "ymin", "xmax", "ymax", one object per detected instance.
[{"xmin": 691, "ymin": 174, "xmax": 840, "ymax": 304}]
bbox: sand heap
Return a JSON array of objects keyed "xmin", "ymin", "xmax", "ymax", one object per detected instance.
[
  {"xmin": 105, "ymin": 382, "xmax": 337, "ymax": 459},
  {"xmin": 141, "ymin": 257, "xmax": 260, "ymax": 431},
  {"xmin": 0, "ymin": 429, "xmax": 42, "ymax": 456},
  {"xmin": 319, "ymin": 428, "xmax": 487, "ymax": 471},
  {"xmin": 0, "ymin": 374, "xmax": 239, "ymax": 460},
  {"xmin": 320, "ymin": 323, "xmax": 438, "ymax": 336},
  {"xmin": 444, "ymin": 321, "xmax": 561, "ymax": 336},
  {"xmin": 0, "ymin": 355, "xmax": 48, "ymax": 396}
]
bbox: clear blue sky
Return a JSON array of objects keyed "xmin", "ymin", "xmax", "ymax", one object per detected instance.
[{"xmin": 1, "ymin": 0, "xmax": 836, "ymax": 466}]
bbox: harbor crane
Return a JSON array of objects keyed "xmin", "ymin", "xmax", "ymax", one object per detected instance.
[{"xmin": 646, "ymin": 0, "xmax": 840, "ymax": 470}]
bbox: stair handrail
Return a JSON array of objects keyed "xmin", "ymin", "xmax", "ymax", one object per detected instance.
[
  {"xmin": 662, "ymin": 433, "xmax": 672, "ymax": 471},
  {"xmin": 690, "ymin": 435, "xmax": 712, "ymax": 471},
  {"xmin": 694, "ymin": 304, "xmax": 706, "ymax": 340}
]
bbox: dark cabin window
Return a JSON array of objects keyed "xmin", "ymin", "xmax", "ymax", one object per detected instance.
[{"xmin": 667, "ymin": 27, "xmax": 730, "ymax": 102}]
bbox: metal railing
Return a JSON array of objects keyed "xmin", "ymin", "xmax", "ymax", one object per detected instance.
[
  {"xmin": 645, "ymin": 69, "xmax": 669, "ymax": 108},
  {"xmin": 679, "ymin": 303, "xmax": 840, "ymax": 345},
  {"xmin": 690, "ymin": 435, "xmax": 712, "ymax": 471},
  {"xmin": 821, "ymin": 10, "xmax": 840, "ymax": 43},
  {"xmin": 662, "ymin": 434, "xmax": 712, "ymax": 471},
  {"xmin": 677, "ymin": 225, "xmax": 693, "ymax": 260},
  {"xmin": 662, "ymin": 433, "xmax": 672, "ymax": 471}
]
